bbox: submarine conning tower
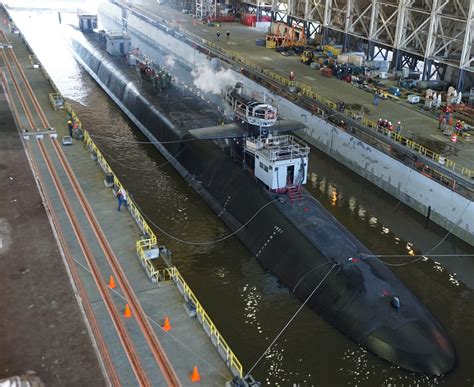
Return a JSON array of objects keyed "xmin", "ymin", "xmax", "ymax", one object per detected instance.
[
  {"xmin": 245, "ymin": 135, "xmax": 309, "ymax": 190},
  {"xmin": 225, "ymin": 82, "xmax": 278, "ymax": 128}
]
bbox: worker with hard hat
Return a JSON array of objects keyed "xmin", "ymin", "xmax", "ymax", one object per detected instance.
[{"xmin": 396, "ymin": 121, "xmax": 402, "ymax": 134}]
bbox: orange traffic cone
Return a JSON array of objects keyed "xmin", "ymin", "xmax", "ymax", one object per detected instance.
[
  {"xmin": 190, "ymin": 365, "xmax": 201, "ymax": 382},
  {"xmin": 163, "ymin": 316, "xmax": 172, "ymax": 332},
  {"xmin": 124, "ymin": 304, "xmax": 132, "ymax": 318},
  {"xmin": 451, "ymin": 133, "xmax": 457, "ymax": 143},
  {"xmin": 108, "ymin": 275, "xmax": 116, "ymax": 289}
]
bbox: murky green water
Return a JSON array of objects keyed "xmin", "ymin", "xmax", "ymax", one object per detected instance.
[{"xmin": 7, "ymin": 4, "xmax": 474, "ymax": 385}]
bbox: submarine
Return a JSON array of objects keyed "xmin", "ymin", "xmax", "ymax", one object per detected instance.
[{"xmin": 68, "ymin": 26, "xmax": 455, "ymax": 375}]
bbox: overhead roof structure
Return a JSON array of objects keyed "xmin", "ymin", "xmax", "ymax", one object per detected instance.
[{"xmin": 240, "ymin": 0, "xmax": 473, "ymax": 89}]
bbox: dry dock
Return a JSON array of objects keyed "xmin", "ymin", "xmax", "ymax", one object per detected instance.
[{"xmin": 1, "ymin": 5, "xmax": 239, "ymax": 385}]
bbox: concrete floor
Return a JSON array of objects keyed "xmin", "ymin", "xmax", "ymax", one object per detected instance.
[
  {"xmin": 131, "ymin": 0, "xmax": 474, "ymax": 173},
  {"xmin": 0, "ymin": 81, "xmax": 105, "ymax": 386},
  {"xmin": 1, "ymin": 7, "xmax": 233, "ymax": 386}
]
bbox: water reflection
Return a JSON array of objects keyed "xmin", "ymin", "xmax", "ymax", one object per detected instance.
[{"xmin": 9, "ymin": 5, "xmax": 474, "ymax": 385}]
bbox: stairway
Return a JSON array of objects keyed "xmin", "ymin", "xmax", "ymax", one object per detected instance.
[{"xmin": 288, "ymin": 185, "xmax": 303, "ymax": 204}]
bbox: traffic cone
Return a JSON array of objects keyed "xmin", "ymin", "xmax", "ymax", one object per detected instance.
[
  {"xmin": 108, "ymin": 275, "xmax": 116, "ymax": 289},
  {"xmin": 163, "ymin": 316, "xmax": 172, "ymax": 332},
  {"xmin": 451, "ymin": 133, "xmax": 457, "ymax": 143},
  {"xmin": 124, "ymin": 304, "xmax": 132, "ymax": 318},
  {"xmin": 190, "ymin": 365, "xmax": 200, "ymax": 382}
]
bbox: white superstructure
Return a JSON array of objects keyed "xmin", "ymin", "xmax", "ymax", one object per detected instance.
[{"xmin": 245, "ymin": 135, "xmax": 310, "ymax": 189}]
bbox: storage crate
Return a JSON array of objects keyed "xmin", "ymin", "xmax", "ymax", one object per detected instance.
[
  {"xmin": 266, "ymin": 40, "xmax": 276, "ymax": 49},
  {"xmin": 321, "ymin": 67, "xmax": 333, "ymax": 77}
]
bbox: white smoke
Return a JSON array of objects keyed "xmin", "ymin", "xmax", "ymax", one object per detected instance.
[
  {"xmin": 191, "ymin": 61, "xmax": 237, "ymax": 95},
  {"xmin": 164, "ymin": 54, "xmax": 176, "ymax": 69}
]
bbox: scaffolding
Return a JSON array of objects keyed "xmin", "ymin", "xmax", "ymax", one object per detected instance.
[
  {"xmin": 196, "ymin": 0, "xmax": 217, "ymax": 20},
  {"xmin": 264, "ymin": 0, "xmax": 473, "ymax": 89}
]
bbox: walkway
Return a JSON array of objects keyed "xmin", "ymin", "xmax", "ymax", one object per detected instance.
[
  {"xmin": 133, "ymin": 0, "xmax": 474, "ymax": 173},
  {"xmin": 1, "ymin": 5, "xmax": 234, "ymax": 385}
]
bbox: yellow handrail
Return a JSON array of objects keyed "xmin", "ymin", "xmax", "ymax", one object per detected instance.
[
  {"xmin": 166, "ymin": 266, "xmax": 244, "ymax": 378},
  {"xmin": 65, "ymin": 103, "xmax": 244, "ymax": 379},
  {"xmin": 173, "ymin": 22, "xmax": 474, "ymax": 181}
]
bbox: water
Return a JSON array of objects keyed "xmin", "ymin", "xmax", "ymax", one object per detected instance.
[{"xmin": 6, "ymin": 4, "xmax": 474, "ymax": 385}]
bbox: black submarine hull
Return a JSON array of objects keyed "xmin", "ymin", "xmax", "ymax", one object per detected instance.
[{"xmin": 70, "ymin": 33, "xmax": 455, "ymax": 375}]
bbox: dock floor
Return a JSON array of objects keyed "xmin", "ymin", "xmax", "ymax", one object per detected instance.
[
  {"xmin": 0, "ymin": 77, "xmax": 105, "ymax": 386},
  {"xmin": 131, "ymin": 0, "xmax": 474, "ymax": 173},
  {"xmin": 1, "ymin": 6, "xmax": 233, "ymax": 385}
]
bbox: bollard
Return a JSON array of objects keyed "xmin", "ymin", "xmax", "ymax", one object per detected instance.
[{"xmin": 104, "ymin": 172, "xmax": 114, "ymax": 188}]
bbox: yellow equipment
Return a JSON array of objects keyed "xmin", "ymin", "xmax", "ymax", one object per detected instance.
[{"xmin": 301, "ymin": 50, "xmax": 313, "ymax": 65}]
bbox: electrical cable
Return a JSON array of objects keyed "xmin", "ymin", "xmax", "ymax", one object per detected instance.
[
  {"xmin": 299, "ymin": 193, "xmax": 358, "ymax": 253},
  {"xmin": 361, "ymin": 253, "xmax": 474, "ymax": 258},
  {"xmin": 292, "ymin": 261, "xmax": 331, "ymax": 294},
  {"xmin": 90, "ymin": 133, "xmax": 198, "ymax": 144},
  {"xmin": 71, "ymin": 258, "xmax": 229, "ymax": 379},
  {"xmin": 244, "ymin": 264, "xmax": 337, "ymax": 379},
  {"xmin": 133, "ymin": 198, "xmax": 282, "ymax": 245},
  {"xmin": 379, "ymin": 257, "xmax": 425, "ymax": 267},
  {"xmin": 362, "ymin": 200, "xmax": 472, "ymax": 267},
  {"xmin": 100, "ymin": 147, "xmax": 186, "ymax": 171},
  {"xmin": 392, "ymin": 169, "xmax": 412, "ymax": 212}
]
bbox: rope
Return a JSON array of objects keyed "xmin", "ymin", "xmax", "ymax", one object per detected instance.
[
  {"xmin": 244, "ymin": 263, "xmax": 337, "ymax": 378},
  {"xmin": 134, "ymin": 198, "xmax": 282, "ymax": 245},
  {"xmin": 380, "ymin": 257, "xmax": 425, "ymax": 267}
]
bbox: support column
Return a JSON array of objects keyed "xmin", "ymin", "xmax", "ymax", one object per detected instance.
[
  {"xmin": 322, "ymin": 26, "xmax": 329, "ymax": 45},
  {"xmin": 392, "ymin": 48, "xmax": 402, "ymax": 71},
  {"xmin": 422, "ymin": 59, "xmax": 432, "ymax": 81},
  {"xmin": 343, "ymin": 33, "xmax": 350, "ymax": 51},
  {"xmin": 367, "ymin": 41, "xmax": 375, "ymax": 60},
  {"xmin": 456, "ymin": 69, "xmax": 465, "ymax": 92}
]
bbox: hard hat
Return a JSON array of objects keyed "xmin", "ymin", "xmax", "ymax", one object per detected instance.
[
  {"xmin": 388, "ymin": 121, "xmax": 392, "ymax": 125},
  {"xmin": 397, "ymin": 121, "xmax": 401, "ymax": 124}
]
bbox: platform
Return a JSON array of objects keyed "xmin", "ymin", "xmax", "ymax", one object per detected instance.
[
  {"xmin": 130, "ymin": 0, "xmax": 474, "ymax": 173},
  {"xmin": 1, "ymin": 6, "xmax": 233, "ymax": 385},
  {"xmin": 0, "ymin": 75, "xmax": 104, "ymax": 386}
]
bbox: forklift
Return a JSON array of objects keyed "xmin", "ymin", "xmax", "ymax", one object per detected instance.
[{"xmin": 301, "ymin": 50, "xmax": 314, "ymax": 65}]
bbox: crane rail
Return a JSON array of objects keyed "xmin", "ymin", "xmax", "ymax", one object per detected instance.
[{"xmin": 0, "ymin": 29, "xmax": 180, "ymax": 387}]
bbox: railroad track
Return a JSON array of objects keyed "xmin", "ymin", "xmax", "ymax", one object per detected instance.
[{"xmin": 0, "ymin": 30, "xmax": 180, "ymax": 386}]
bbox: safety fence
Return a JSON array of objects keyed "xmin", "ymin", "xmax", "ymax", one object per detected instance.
[
  {"xmin": 4, "ymin": 7, "xmax": 244, "ymax": 381},
  {"xmin": 67, "ymin": 104, "xmax": 244, "ymax": 380},
  {"xmin": 152, "ymin": 266, "xmax": 244, "ymax": 378},
  {"xmin": 142, "ymin": 7, "xmax": 474, "ymax": 183}
]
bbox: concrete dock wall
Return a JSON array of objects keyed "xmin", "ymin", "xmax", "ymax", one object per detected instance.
[{"xmin": 98, "ymin": 2, "xmax": 474, "ymax": 246}]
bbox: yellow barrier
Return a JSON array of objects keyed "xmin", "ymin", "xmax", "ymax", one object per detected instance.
[
  {"xmin": 67, "ymin": 104, "xmax": 244, "ymax": 379},
  {"xmin": 49, "ymin": 93, "xmax": 64, "ymax": 111},
  {"xmin": 166, "ymin": 266, "xmax": 244, "ymax": 378},
  {"xmin": 184, "ymin": 28, "xmax": 474, "ymax": 180},
  {"xmin": 136, "ymin": 0, "xmax": 474, "ymax": 181}
]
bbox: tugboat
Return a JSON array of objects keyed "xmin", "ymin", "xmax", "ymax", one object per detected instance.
[{"xmin": 70, "ymin": 33, "xmax": 456, "ymax": 375}]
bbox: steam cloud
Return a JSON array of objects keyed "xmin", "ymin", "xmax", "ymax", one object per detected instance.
[
  {"xmin": 191, "ymin": 61, "xmax": 237, "ymax": 95},
  {"xmin": 164, "ymin": 54, "xmax": 176, "ymax": 69}
]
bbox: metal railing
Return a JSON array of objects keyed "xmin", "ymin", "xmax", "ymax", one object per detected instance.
[
  {"xmin": 76, "ymin": 108, "xmax": 245, "ymax": 380},
  {"xmin": 5, "ymin": 7, "xmax": 245, "ymax": 381},
  {"xmin": 129, "ymin": 4, "xmax": 473, "ymax": 184},
  {"xmin": 164, "ymin": 266, "xmax": 244, "ymax": 378},
  {"xmin": 49, "ymin": 92, "xmax": 64, "ymax": 111}
]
